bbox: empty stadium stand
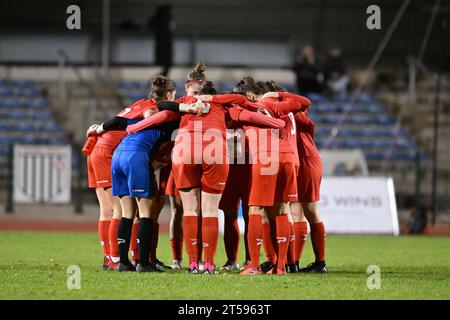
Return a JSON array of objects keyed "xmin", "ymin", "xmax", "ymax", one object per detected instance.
[{"xmin": 0, "ymin": 78, "xmax": 69, "ymax": 176}]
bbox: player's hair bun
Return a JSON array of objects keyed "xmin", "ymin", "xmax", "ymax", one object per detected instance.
[
  {"xmin": 152, "ymin": 75, "xmax": 168, "ymax": 87},
  {"xmin": 187, "ymin": 62, "xmax": 207, "ymax": 81},
  {"xmin": 150, "ymin": 75, "xmax": 176, "ymax": 101},
  {"xmin": 194, "ymin": 62, "xmax": 206, "ymax": 73}
]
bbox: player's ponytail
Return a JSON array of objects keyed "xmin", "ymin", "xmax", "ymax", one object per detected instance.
[
  {"xmin": 150, "ymin": 75, "xmax": 176, "ymax": 101},
  {"xmin": 187, "ymin": 62, "xmax": 206, "ymax": 82}
]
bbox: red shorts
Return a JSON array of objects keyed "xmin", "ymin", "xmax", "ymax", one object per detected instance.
[
  {"xmin": 297, "ymin": 157, "xmax": 322, "ymax": 203},
  {"xmin": 87, "ymin": 146, "xmax": 115, "ymax": 189},
  {"xmin": 162, "ymin": 167, "xmax": 180, "ymax": 197},
  {"xmin": 172, "ymin": 136, "xmax": 229, "ymax": 194},
  {"xmin": 248, "ymin": 152, "xmax": 298, "ymax": 207},
  {"xmin": 219, "ymin": 163, "xmax": 251, "ymax": 211}
]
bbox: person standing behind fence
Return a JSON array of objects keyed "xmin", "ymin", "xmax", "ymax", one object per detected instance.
[
  {"xmin": 148, "ymin": 4, "xmax": 175, "ymax": 76},
  {"xmin": 293, "ymin": 45, "xmax": 323, "ymax": 94}
]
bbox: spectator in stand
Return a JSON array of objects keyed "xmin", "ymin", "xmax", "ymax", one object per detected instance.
[
  {"xmin": 148, "ymin": 5, "xmax": 175, "ymax": 76},
  {"xmin": 293, "ymin": 45, "xmax": 323, "ymax": 94},
  {"xmin": 323, "ymin": 45, "xmax": 350, "ymax": 97}
]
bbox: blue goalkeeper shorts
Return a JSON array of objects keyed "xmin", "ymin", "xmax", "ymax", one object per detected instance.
[{"xmin": 111, "ymin": 150, "xmax": 156, "ymax": 198}]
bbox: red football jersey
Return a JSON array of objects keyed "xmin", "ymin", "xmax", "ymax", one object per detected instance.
[
  {"xmin": 96, "ymin": 99, "xmax": 157, "ymax": 148},
  {"xmin": 177, "ymin": 96, "xmax": 228, "ymax": 135},
  {"xmin": 295, "ymin": 111, "xmax": 320, "ymax": 158}
]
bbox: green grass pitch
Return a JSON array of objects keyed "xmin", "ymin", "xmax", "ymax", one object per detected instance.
[{"xmin": 1, "ymin": 231, "xmax": 450, "ymax": 299}]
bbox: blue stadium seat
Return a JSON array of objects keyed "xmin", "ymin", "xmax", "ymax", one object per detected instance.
[
  {"xmin": 0, "ymin": 123, "xmax": 12, "ymax": 131},
  {"xmin": 360, "ymin": 128, "xmax": 379, "ymax": 137},
  {"xmin": 321, "ymin": 114, "xmax": 341, "ymax": 124},
  {"xmin": 401, "ymin": 150, "xmax": 417, "ymax": 160},
  {"xmin": 118, "ymin": 81, "xmax": 141, "ymax": 90},
  {"xmin": 20, "ymin": 135, "xmax": 40, "ymax": 144},
  {"xmin": 370, "ymin": 140, "xmax": 392, "ymax": 149},
  {"xmin": 306, "ymin": 93, "xmax": 326, "ymax": 103},
  {"xmin": 175, "ymin": 81, "xmax": 185, "ymax": 93},
  {"xmin": 0, "ymin": 87, "xmax": 14, "ymax": 97},
  {"xmin": 0, "ymin": 136, "xmax": 12, "ymax": 144},
  {"xmin": 1, "ymin": 97, "xmax": 22, "ymax": 108},
  {"xmin": 49, "ymin": 136, "xmax": 68, "ymax": 144},
  {"xmin": 348, "ymin": 115, "xmax": 372, "ymax": 125},
  {"xmin": 28, "ymin": 98, "xmax": 50, "ymax": 109},
  {"xmin": 8, "ymin": 111, "xmax": 29, "ymax": 120},
  {"xmin": 366, "ymin": 104, "xmax": 385, "ymax": 114},
  {"xmin": 127, "ymin": 91, "xmax": 146, "ymax": 100},
  {"xmin": 142, "ymin": 81, "xmax": 151, "ymax": 91},
  {"xmin": 376, "ymin": 116, "xmax": 396, "ymax": 125},
  {"xmin": 315, "ymin": 127, "xmax": 331, "ymax": 137},
  {"xmin": 339, "ymin": 139, "xmax": 358, "ymax": 148},
  {"xmin": 308, "ymin": 113, "xmax": 321, "ymax": 123},
  {"xmin": 377, "ymin": 128, "xmax": 396, "ymax": 137},
  {"xmin": 316, "ymin": 103, "xmax": 339, "ymax": 113},
  {"xmin": 319, "ymin": 138, "xmax": 338, "ymax": 148},
  {"xmin": 395, "ymin": 139, "xmax": 416, "ymax": 149},
  {"xmin": 280, "ymin": 83, "xmax": 297, "ymax": 93},
  {"xmin": 42, "ymin": 123, "xmax": 63, "ymax": 132},
  {"xmin": 355, "ymin": 94, "xmax": 376, "ymax": 104},
  {"xmin": 33, "ymin": 112, "xmax": 53, "ymax": 120},
  {"xmin": 337, "ymin": 128, "xmax": 355, "ymax": 137},
  {"xmin": 11, "ymin": 79, "xmax": 34, "ymax": 87},
  {"xmin": 19, "ymin": 87, "xmax": 40, "ymax": 98},
  {"xmin": 333, "ymin": 94, "xmax": 349, "ymax": 103},
  {"xmin": 220, "ymin": 81, "xmax": 236, "ymax": 93},
  {"xmin": 314, "ymin": 138, "xmax": 324, "ymax": 149},
  {"xmin": 364, "ymin": 150, "xmax": 382, "ymax": 160},
  {"xmin": 0, "ymin": 144, "xmax": 10, "ymax": 156},
  {"xmin": 14, "ymin": 122, "xmax": 36, "ymax": 131}
]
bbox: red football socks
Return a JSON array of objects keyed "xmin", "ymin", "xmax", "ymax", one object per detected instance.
[
  {"xmin": 248, "ymin": 215, "xmax": 263, "ymax": 268},
  {"xmin": 183, "ymin": 216, "xmax": 199, "ymax": 263},
  {"xmin": 287, "ymin": 223, "xmax": 296, "ymax": 264},
  {"xmin": 98, "ymin": 220, "xmax": 111, "ymax": 257},
  {"xmin": 275, "ymin": 215, "xmax": 290, "ymax": 269},
  {"xmin": 294, "ymin": 221, "xmax": 308, "ymax": 263},
  {"xmin": 108, "ymin": 218, "xmax": 120, "ymax": 262},
  {"xmin": 310, "ymin": 222, "xmax": 326, "ymax": 262},
  {"xmin": 170, "ymin": 239, "xmax": 183, "ymax": 261},
  {"xmin": 262, "ymin": 222, "xmax": 277, "ymax": 264},
  {"xmin": 202, "ymin": 217, "xmax": 219, "ymax": 266},
  {"xmin": 197, "ymin": 215, "xmax": 203, "ymax": 261}
]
